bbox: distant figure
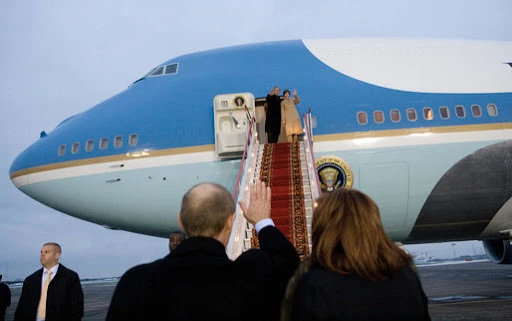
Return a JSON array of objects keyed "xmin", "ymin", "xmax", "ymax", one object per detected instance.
[
  {"xmin": 281, "ymin": 89, "xmax": 302, "ymax": 142},
  {"xmin": 265, "ymin": 86, "xmax": 282, "ymax": 143},
  {"xmin": 0, "ymin": 274, "xmax": 11, "ymax": 321},
  {"xmin": 14, "ymin": 242, "xmax": 84, "ymax": 321},
  {"xmin": 168, "ymin": 230, "xmax": 186, "ymax": 252},
  {"xmin": 281, "ymin": 188, "xmax": 431, "ymax": 321},
  {"xmin": 106, "ymin": 181, "xmax": 299, "ymax": 321}
]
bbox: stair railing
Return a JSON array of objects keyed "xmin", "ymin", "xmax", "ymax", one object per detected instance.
[
  {"xmin": 302, "ymin": 108, "xmax": 321, "ymax": 198},
  {"xmin": 227, "ymin": 106, "xmax": 259, "ymax": 259},
  {"xmin": 232, "ymin": 105, "xmax": 257, "ymax": 200}
]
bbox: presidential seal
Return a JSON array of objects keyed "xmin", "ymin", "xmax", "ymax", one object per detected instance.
[
  {"xmin": 315, "ymin": 156, "xmax": 353, "ymax": 192},
  {"xmin": 233, "ymin": 96, "xmax": 245, "ymax": 108}
]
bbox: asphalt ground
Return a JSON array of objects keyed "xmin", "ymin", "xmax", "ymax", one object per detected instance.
[
  {"xmin": 418, "ymin": 260, "xmax": 512, "ymax": 321},
  {"xmin": 4, "ymin": 260, "xmax": 512, "ymax": 321}
]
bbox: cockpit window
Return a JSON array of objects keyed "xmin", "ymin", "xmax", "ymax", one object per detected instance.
[
  {"xmin": 150, "ymin": 67, "xmax": 164, "ymax": 76},
  {"xmin": 133, "ymin": 63, "xmax": 179, "ymax": 84},
  {"xmin": 165, "ymin": 64, "xmax": 178, "ymax": 74}
]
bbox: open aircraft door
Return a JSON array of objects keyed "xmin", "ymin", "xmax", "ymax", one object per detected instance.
[{"xmin": 213, "ymin": 93, "xmax": 255, "ymax": 159}]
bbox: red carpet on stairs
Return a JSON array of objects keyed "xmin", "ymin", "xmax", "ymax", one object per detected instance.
[{"xmin": 251, "ymin": 142, "xmax": 309, "ymax": 260}]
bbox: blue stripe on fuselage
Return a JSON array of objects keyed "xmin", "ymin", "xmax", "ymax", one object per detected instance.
[{"xmin": 10, "ymin": 39, "xmax": 512, "ymax": 173}]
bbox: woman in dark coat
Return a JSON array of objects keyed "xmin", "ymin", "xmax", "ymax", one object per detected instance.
[{"xmin": 282, "ymin": 188, "xmax": 431, "ymax": 321}]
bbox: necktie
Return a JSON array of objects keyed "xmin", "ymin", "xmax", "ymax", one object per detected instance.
[{"xmin": 38, "ymin": 271, "xmax": 52, "ymax": 319}]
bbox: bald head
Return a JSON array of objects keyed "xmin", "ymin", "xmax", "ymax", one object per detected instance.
[{"xmin": 179, "ymin": 183, "xmax": 235, "ymax": 238}]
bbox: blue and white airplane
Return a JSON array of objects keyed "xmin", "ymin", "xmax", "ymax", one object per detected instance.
[{"xmin": 9, "ymin": 38, "xmax": 512, "ymax": 263}]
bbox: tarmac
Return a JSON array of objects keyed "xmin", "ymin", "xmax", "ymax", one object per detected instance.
[{"xmin": 4, "ymin": 260, "xmax": 512, "ymax": 321}]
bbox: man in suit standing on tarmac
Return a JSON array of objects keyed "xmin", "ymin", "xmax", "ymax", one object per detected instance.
[{"xmin": 14, "ymin": 242, "xmax": 84, "ymax": 321}]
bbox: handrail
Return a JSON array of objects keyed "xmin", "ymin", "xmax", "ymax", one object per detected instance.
[
  {"xmin": 303, "ymin": 107, "xmax": 322, "ymax": 196},
  {"xmin": 232, "ymin": 106, "xmax": 257, "ymax": 200},
  {"xmin": 227, "ymin": 107, "xmax": 258, "ymax": 259}
]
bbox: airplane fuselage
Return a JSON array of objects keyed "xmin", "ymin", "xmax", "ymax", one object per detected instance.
[{"xmin": 9, "ymin": 39, "xmax": 512, "ymax": 252}]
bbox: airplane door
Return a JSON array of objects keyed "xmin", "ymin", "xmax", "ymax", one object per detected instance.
[{"xmin": 213, "ymin": 93, "xmax": 255, "ymax": 159}]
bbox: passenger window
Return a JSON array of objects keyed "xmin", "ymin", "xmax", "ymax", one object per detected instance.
[
  {"xmin": 471, "ymin": 105, "xmax": 482, "ymax": 117},
  {"xmin": 357, "ymin": 112, "xmax": 368, "ymax": 125},
  {"xmin": 71, "ymin": 142, "xmax": 80, "ymax": 154},
  {"xmin": 423, "ymin": 107, "xmax": 434, "ymax": 120},
  {"xmin": 114, "ymin": 136, "xmax": 123, "ymax": 148},
  {"xmin": 58, "ymin": 144, "xmax": 66, "ymax": 156},
  {"xmin": 374, "ymin": 111, "xmax": 384, "ymax": 124},
  {"xmin": 390, "ymin": 109, "xmax": 400, "ymax": 122},
  {"xmin": 100, "ymin": 138, "xmax": 108, "ymax": 150},
  {"xmin": 487, "ymin": 104, "xmax": 498, "ymax": 116},
  {"xmin": 439, "ymin": 106, "xmax": 450, "ymax": 119},
  {"xmin": 406, "ymin": 108, "xmax": 417, "ymax": 121},
  {"xmin": 165, "ymin": 64, "xmax": 178, "ymax": 74},
  {"xmin": 85, "ymin": 140, "xmax": 94, "ymax": 152},
  {"xmin": 455, "ymin": 105, "xmax": 466, "ymax": 118},
  {"xmin": 129, "ymin": 134, "xmax": 138, "ymax": 146}
]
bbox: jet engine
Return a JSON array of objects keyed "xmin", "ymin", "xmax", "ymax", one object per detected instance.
[{"xmin": 483, "ymin": 239, "xmax": 512, "ymax": 264}]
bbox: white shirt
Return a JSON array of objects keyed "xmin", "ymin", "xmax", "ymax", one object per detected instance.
[{"xmin": 254, "ymin": 218, "xmax": 275, "ymax": 233}]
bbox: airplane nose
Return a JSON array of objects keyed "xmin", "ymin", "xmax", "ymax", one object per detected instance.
[
  {"xmin": 9, "ymin": 128, "xmax": 60, "ymax": 197},
  {"xmin": 10, "ymin": 146, "xmax": 32, "ymax": 189},
  {"xmin": 10, "ymin": 113, "xmax": 81, "ymax": 185},
  {"xmin": 10, "ymin": 140, "xmax": 40, "ymax": 189}
]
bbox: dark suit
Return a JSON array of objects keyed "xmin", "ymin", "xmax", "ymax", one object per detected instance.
[
  {"xmin": 290, "ymin": 265, "xmax": 431, "ymax": 321},
  {"xmin": 107, "ymin": 225, "xmax": 300, "ymax": 321},
  {"xmin": 265, "ymin": 94, "xmax": 282, "ymax": 143},
  {"xmin": 14, "ymin": 264, "xmax": 84, "ymax": 321},
  {"xmin": 0, "ymin": 282, "xmax": 11, "ymax": 321}
]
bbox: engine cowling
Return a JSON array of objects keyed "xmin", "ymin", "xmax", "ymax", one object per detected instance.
[{"xmin": 483, "ymin": 239, "xmax": 512, "ymax": 264}]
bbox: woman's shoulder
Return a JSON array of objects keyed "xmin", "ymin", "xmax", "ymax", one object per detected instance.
[
  {"xmin": 299, "ymin": 265, "xmax": 417, "ymax": 287},
  {"xmin": 298, "ymin": 266, "xmax": 353, "ymax": 288}
]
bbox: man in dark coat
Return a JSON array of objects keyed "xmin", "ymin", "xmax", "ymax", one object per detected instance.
[
  {"xmin": 265, "ymin": 86, "xmax": 282, "ymax": 143},
  {"xmin": 14, "ymin": 243, "xmax": 84, "ymax": 321},
  {"xmin": 106, "ymin": 181, "xmax": 300, "ymax": 321},
  {"xmin": 168, "ymin": 230, "xmax": 186, "ymax": 252},
  {"xmin": 0, "ymin": 274, "xmax": 11, "ymax": 321}
]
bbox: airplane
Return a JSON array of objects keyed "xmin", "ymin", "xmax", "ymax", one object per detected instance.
[{"xmin": 9, "ymin": 38, "xmax": 512, "ymax": 264}]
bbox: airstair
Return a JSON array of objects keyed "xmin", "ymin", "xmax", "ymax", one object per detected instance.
[{"xmin": 226, "ymin": 110, "xmax": 320, "ymax": 261}]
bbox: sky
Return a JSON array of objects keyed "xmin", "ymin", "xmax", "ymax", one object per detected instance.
[{"xmin": 1, "ymin": 0, "xmax": 511, "ymax": 281}]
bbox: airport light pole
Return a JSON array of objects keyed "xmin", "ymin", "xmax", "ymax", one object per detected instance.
[{"xmin": 451, "ymin": 243, "xmax": 456, "ymax": 258}]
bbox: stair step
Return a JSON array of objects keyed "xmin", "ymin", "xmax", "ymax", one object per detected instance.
[{"xmin": 242, "ymin": 141, "xmax": 310, "ymax": 259}]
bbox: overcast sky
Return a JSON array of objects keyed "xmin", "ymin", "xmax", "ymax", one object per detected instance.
[{"xmin": 1, "ymin": 0, "xmax": 511, "ymax": 280}]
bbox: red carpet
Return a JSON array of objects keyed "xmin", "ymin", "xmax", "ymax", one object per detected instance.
[{"xmin": 252, "ymin": 142, "xmax": 309, "ymax": 260}]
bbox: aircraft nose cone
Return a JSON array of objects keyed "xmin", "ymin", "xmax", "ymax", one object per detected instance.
[
  {"xmin": 9, "ymin": 133, "xmax": 54, "ymax": 190},
  {"xmin": 10, "ymin": 144, "xmax": 35, "ymax": 189}
]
